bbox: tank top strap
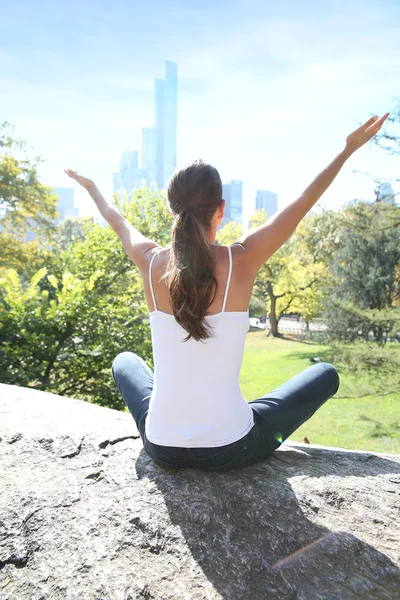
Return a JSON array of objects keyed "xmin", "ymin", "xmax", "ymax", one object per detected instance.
[
  {"xmin": 221, "ymin": 246, "xmax": 233, "ymax": 313},
  {"xmin": 149, "ymin": 249, "xmax": 158, "ymax": 311}
]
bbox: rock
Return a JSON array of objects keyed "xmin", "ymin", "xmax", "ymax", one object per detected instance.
[{"xmin": 0, "ymin": 383, "xmax": 399, "ymax": 600}]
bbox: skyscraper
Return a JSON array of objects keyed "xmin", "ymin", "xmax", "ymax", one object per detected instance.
[
  {"xmin": 349, "ymin": 182, "xmax": 397, "ymax": 207},
  {"xmin": 53, "ymin": 187, "xmax": 78, "ymax": 222},
  {"xmin": 23, "ymin": 187, "xmax": 78, "ymax": 241},
  {"xmin": 154, "ymin": 78, "xmax": 164, "ymax": 189},
  {"xmin": 222, "ymin": 181, "xmax": 243, "ymax": 224},
  {"xmin": 153, "ymin": 61, "xmax": 178, "ymax": 190},
  {"xmin": 113, "ymin": 61, "xmax": 178, "ymax": 197},
  {"xmin": 255, "ymin": 190, "xmax": 278, "ymax": 218},
  {"xmin": 376, "ymin": 182, "xmax": 395, "ymax": 204},
  {"xmin": 222, "ymin": 183, "xmax": 232, "ymax": 223},
  {"xmin": 113, "ymin": 150, "xmax": 144, "ymax": 196},
  {"xmin": 141, "ymin": 127, "xmax": 156, "ymax": 186},
  {"xmin": 162, "ymin": 61, "xmax": 178, "ymax": 188}
]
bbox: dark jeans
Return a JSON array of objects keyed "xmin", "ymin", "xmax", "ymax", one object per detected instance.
[{"xmin": 112, "ymin": 352, "xmax": 340, "ymax": 473}]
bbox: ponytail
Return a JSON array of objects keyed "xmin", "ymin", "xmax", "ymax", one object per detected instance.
[{"xmin": 161, "ymin": 160, "xmax": 223, "ymax": 342}]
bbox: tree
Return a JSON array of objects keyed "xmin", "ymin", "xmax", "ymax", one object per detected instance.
[
  {"xmin": 55, "ymin": 215, "xmax": 95, "ymax": 251},
  {"xmin": 0, "ymin": 122, "xmax": 58, "ymax": 272},
  {"xmin": 248, "ymin": 208, "xmax": 268, "ymax": 230},
  {"xmin": 357, "ymin": 97, "xmax": 400, "ymax": 224},
  {"xmin": 280, "ymin": 218, "xmax": 331, "ymax": 330},
  {"xmin": 372, "ymin": 98, "xmax": 400, "ymax": 159},
  {"xmin": 0, "ymin": 186, "xmax": 173, "ymax": 409},
  {"xmin": 252, "ymin": 239, "xmax": 325, "ymax": 337},
  {"xmin": 323, "ymin": 200, "xmax": 400, "ymax": 344},
  {"xmin": 246, "ymin": 209, "xmax": 328, "ymax": 336},
  {"xmin": 216, "ymin": 220, "xmax": 243, "ymax": 246}
]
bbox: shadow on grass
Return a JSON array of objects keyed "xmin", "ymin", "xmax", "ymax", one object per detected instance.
[
  {"xmin": 247, "ymin": 328, "xmax": 328, "ymax": 348},
  {"xmin": 358, "ymin": 414, "xmax": 400, "ymax": 439},
  {"xmin": 279, "ymin": 334, "xmax": 327, "ymax": 347},
  {"xmin": 282, "ymin": 346, "xmax": 333, "ymax": 363}
]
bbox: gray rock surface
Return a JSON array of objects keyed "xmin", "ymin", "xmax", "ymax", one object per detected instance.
[{"xmin": 0, "ymin": 383, "xmax": 399, "ymax": 600}]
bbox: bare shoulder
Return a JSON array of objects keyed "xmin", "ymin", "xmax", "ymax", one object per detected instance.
[
  {"xmin": 229, "ymin": 242, "xmax": 255, "ymax": 280},
  {"xmin": 137, "ymin": 244, "xmax": 165, "ymax": 277}
]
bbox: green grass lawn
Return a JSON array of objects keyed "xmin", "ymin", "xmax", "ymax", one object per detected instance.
[{"xmin": 241, "ymin": 329, "xmax": 400, "ymax": 454}]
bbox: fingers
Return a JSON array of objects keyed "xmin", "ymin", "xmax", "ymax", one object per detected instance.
[
  {"xmin": 366, "ymin": 112, "xmax": 390, "ymax": 132},
  {"xmin": 378, "ymin": 112, "xmax": 390, "ymax": 124},
  {"xmin": 64, "ymin": 169, "xmax": 78, "ymax": 178}
]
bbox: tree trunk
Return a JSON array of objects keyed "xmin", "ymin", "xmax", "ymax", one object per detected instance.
[{"xmin": 266, "ymin": 282, "xmax": 282, "ymax": 338}]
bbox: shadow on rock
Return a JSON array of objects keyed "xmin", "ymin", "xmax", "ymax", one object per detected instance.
[{"xmin": 135, "ymin": 444, "xmax": 400, "ymax": 600}]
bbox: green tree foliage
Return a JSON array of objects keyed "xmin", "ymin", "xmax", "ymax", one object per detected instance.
[
  {"xmin": 0, "ymin": 186, "xmax": 173, "ymax": 409},
  {"xmin": 216, "ymin": 219, "xmax": 243, "ymax": 246},
  {"xmin": 323, "ymin": 200, "xmax": 400, "ymax": 344},
  {"xmin": 280, "ymin": 219, "xmax": 331, "ymax": 329},
  {"xmin": 246, "ymin": 209, "xmax": 328, "ymax": 336},
  {"xmin": 0, "ymin": 122, "xmax": 58, "ymax": 272},
  {"xmin": 55, "ymin": 215, "xmax": 94, "ymax": 251},
  {"xmin": 331, "ymin": 203, "xmax": 400, "ymax": 309},
  {"xmin": 372, "ymin": 98, "xmax": 400, "ymax": 159},
  {"xmin": 248, "ymin": 208, "xmax": 268, "ymax": 230},
  {"xmin": 324, "ymin": 298, "xmax": 400, "ymax": 346}
]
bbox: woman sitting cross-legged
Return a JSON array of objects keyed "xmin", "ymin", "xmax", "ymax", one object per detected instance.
[{"xmin": 65, "ymin": 112, "xmax": 389, "ymax": 472}]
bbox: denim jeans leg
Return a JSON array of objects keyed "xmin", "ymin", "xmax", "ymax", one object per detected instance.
[
  {"xmin": 111, "ymin": 351, "xmax": 153, "ymax": 444},
  {"xmin": 248, "ymin": 362, "xmax": 340, "ymax": 455}
]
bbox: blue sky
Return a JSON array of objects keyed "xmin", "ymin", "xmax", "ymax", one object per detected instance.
[{"xmin": 1, "ymin": 0, "xmax": 399, "ymax": 228}]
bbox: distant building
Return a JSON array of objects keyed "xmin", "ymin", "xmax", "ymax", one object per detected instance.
[
  {"xmin": 222, "ymin": 180, "xmax": 243, "ymax": 225},
  {"xmin": 376, "ymin": 182, "xmax": 395, "ymax": 204},
  {"xmin": 113, "ymin": 60, "xmax": 178, "ymax": 197},
  {"xmin": 113, "ymin": 151, "xmax": 146, "ymax": 197},
  {"xmin": 347, "ymin": 197, "xmax": 372, "ymax": 207},
  {"xmin": 53, "ymin": 187, "xmax": 78, "ymax": 223},
  {"xmin": 161, "ymin": 61, "xmax": 178, "ymax": 189},
  {"xmin": 23, "ymin": 187, "xmax": 78, "ymax": 242},
  {"xmin": 348, "ymin": 183, "xmax": 396, "ymax": 207},
  {"xmin": 141, "ymin": 126, "xmax": 157, "ymax": 186},
  {"xmin": 255, "ymin": 190, "xmax": 278, "ymax": 218}
]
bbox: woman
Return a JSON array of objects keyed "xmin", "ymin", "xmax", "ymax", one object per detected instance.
[{"xmin": 65, "ymin": 112, "xmax": 389, "ymax": 472}]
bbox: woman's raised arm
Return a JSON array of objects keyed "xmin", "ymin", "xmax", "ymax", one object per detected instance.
[
  {"xmin": 64, "ymin": 170, "xmax": 159, "ymax": 270},
  {"xmin": 236, "ymin": 112, "xmax": 390, "ymax": 279}
]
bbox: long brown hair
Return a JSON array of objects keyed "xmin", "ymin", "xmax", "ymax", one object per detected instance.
[{"xmin": 161, "ymin": 159, "xmax": 224, "ymax": 343}]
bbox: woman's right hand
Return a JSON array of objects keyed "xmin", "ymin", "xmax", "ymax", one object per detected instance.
[
  {"xmin": 345, "ymin": 112, "xmax": 390, "ymax": 154},
  {"xmin": 64, "ymin": 169, "xmax": 95, "ymax": 191}
]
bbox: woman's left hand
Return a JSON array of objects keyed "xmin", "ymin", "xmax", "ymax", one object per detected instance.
[{"xmin": 64, "ymin": 169, "xmax": 95, "ymax": 191}]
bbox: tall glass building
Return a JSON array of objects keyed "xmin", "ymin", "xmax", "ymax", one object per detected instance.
[
  {"xmin": 114, "ymin": 61, "xmax": 178, "ymax": 197},
  {"xmin": 141, "ymin": 127, "xmax": 156, "ymax": 186},
  {"xmin": 255, "ymin": 190, "xmax": 278, "ymax": 218},
  {"xmin": 223, "ymin": 181, "xmax": 243, "ymax": 224},
  {"xmin": 376, "ymin": 182, "xmax": 395, "ymax": 204},
  {"xmin": 154, "ymin": 78, "xmax": 165, "ymax": 189},
  {"xmin": 153, "ymin": 61, "xmax": 178, "ymax": 190},
  {"xmin": 162, "ymin": 61, "xmax": 177, "ymax": 188},
  {"xmin": 53, "ymin": 187, "xmax": 78, "ymax": 223},
  {"xmin": 113, "ymin": 150, "xmax": 144, "ymax": 196}
]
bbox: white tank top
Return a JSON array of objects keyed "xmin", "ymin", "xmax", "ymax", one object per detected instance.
[{"xmin": 145, "ymin": 246, "xmax": 255, "ymax": 448}]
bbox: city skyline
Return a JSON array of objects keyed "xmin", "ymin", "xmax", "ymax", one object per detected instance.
[
  {"xmin": 111, "ymin": 60, "xmax": 278, "ymax": 229},
  {"xmin": 113, "ymin": 61, "xmax": 178, "ymax": 196},
  {"xmin": 2, "ymin": 0, "xmax": 399, "ymax": 231}
]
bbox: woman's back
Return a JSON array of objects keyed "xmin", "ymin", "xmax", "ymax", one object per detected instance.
[
  {"xmin": 143, "ymin": 242, "xmax": 255, "ymax": 316},
  {"xmin": 144, "ymin": 244, "xmax": 255, "ymax": 448}
]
